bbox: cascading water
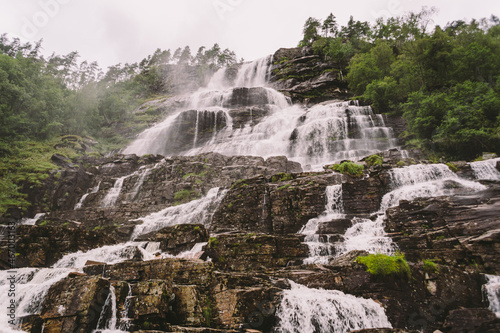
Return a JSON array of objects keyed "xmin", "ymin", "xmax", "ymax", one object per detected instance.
[
  {"xmin": 100, "ymin": 176, "xmax": 128, "ymax": 208},
  {"xmin": 275, "ymin": 281, "xmax": 392, "ymax": 333},
  {"xmin": 470, "ymin": 157, "xmax": 500, "ymax": 180},
  {"xmin": 483, "ymin": 274, "xmax": 500, "ymax": 318},
  {"xmin": 130, "ymin": 187, "xmax": 227, "ymax": 240},
  {"xmin": 335, "ymin": 163, "xmax": 487, "ymax": 257},
  {"xmin": 300, "ymin": 185, "xmax": 344, "ymax": 264},
  {"xmin": 19, "ymin": 213, "xmax": 46, "ymax": 225},
  {"xmin": 123, "ymin": 57, "xmax": 401, "ymax": 168},
  {"xmin": 75, "ymin": 181, "xmax": 101, "ymax": 209}
]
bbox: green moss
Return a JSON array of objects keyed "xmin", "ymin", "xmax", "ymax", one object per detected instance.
[
  {"xmin": 396, "ymin": 160, "xmax": 406, "ymax": 167},
  {"xmin": 435, "ymin": 235, "xmax": 445, "ymax": 240},
  {"xmin": 231, "ymin": 179, "xmax": 248, "ymax": 189},
  {"xmin": 330, "ymin": 161, "xmax": 364, "ymax": 177},
  {"xmin": 208, "ymin": 237, "xmax": 219, "ymax": 248},
  {"xmin": 365, "ymin": 154, "xmax": 383, "ymax": 167},
  {"xmin": 227, "ymin": 202, "xmax": 233, "ymax": 208},
  {"xmin": 278, "ymin": 184, "xmax": 291, "ymax": 190},
  {"xmin": 202, "ymin": 300, "xmax": 213, "ymax": 326},
  {"xmin": 445, "ymin": 162, "xmax": 458, "ymax": 172},
  {"xmin": 271, "ymin": 172, "xmax": 294, "ymax": 182},
  {"xmin": 174, "ymin": 189, "xmax": 193, "ymax": 202},
  {"xmin": 423, "ymin": 259, "xmax": 439, "ymax": 273},
  {"xmin": 356, "ymin": 253, "xmax": 411, "ymax": 279}
]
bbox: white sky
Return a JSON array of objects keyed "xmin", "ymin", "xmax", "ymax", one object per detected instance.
[{"xmin": 0, "ymin": 0, "xmax": 499, "ymax": 69}]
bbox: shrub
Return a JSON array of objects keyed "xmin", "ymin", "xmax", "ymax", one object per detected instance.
[
  {"xmin": 271, "ymin": 172, "xmax": 294, "ymax": 182},
  {"xmin": 423, "ymin": 259, "xmax": 439, "ymax": 273},
  {"xmin": 356, "ymin": 253, "xmax": 411, "ymax": 279},
  {"xmin": 365, "ymin": 154, "xmax": 383, "ymax": 167},
  {"xmin": 330, "ymin": 161, "xmax": 364, "ymax": 177},
  {"xmin": 174, "ymin": 189, "xmax": 192, "ymax": 202}
]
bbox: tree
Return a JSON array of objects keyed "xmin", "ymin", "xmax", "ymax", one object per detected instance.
[
  {"xmin": 299, "ymin": 17, "xmax": 321, "ymax": 47},
  {"xmin": 322, "ymin": 13, "xmax": 338, "ymax": 37}
]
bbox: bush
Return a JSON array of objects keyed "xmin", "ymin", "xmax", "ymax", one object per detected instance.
[
  {"xmin": 330, "ymin": 161, "xmax": 364, "ymax": 177},
  {"xmin": 174, "ymin": 189, "xmax": 192, "ymax": 202},
  {"xmin": 356, "ymin": 253, "xmax": 411, "ymax": 279},
  {"xmin": 365, "ymin": 154, "xmax": 383, "ymax": 167},
  {"xmin": 423, "ymin": 259, "xmax": 439, "ymax": 273}
]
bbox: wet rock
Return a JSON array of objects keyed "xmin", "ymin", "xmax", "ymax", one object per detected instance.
[
  {"xmin": 270, "ymin": 47, "xmax": 349, "ymax": 103},
  {"xmin": 40, "ymin": 275, "xmax": 110, "ymax": 333},
  {"xmin": 204, "ymin": 234, "xmax": 308, "ymax": 271},
  {"xmin": 385, "ymin": 185, "xmax": 500, "ymax": 273},
  {"xmin": 0, "ymin": 225, "xmax": 117, "ymax": 268},
  {"xmin": 224, "ymin": 87, "xmax": 273, "ymax": 107},
  {"xmin": 136, "ymin": 224, "xmax": 209, "ymax": 255},
  {"xmin": 442, "ymin": 308, "xmax": 500, "ymax": 332}
]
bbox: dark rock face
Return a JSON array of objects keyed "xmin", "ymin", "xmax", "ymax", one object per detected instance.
[
  {"xmin": 136, "ymin": 224, "xmax": 209, "ymax": 255},
  {"xmin": 40, "ymin": 275, "xmax": 110, "ymax": 333},
  {"xmin": 0, "ymin": 225, "xmax": 116, "ymax": 268},
  {"xmin": 270, "ymin": 47, "xmax": 350, "ymax": 103},
  {"xmin": 204, "ymin": 234, "xmax": 309, "ymax": 271},
  {"xmin": 7, "ymin": 152, "xmax": 500, "ymax": 333},
  {"xmin": 385, "ymin": 185, "xmax": 500, "ymax": 274},
  {"xmin": 223, "ymin": 87, "xmax": 273, "ymax": 107},
  {"xmin": 158, "ymin": 110, "xmax": 228, "ymax": 154}
]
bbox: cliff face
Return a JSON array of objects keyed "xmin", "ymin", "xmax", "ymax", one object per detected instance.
[
  {"xmin": 5, "ymin": 153, "xmax": 500, "ymax": 333},
  {"xmin": 3, "ymin": 52, "xmax": 500, "ymax": 333}
]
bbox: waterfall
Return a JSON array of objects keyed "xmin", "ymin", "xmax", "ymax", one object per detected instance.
[
  {"xmin": 123, "ymin": 58, "xmax": 398, "ymax": 168},
  {"xmin": 127, "ymin": 167, "xmax": 153, "ymax": 202},
  {"xmin": 380, "ymin": 164, "xmax": 486, "ymax": 212},
  {"xmin": 130, "ymin": 187, "xmax": 227, "ymax": 240},
  {"xmin": 19, "ymin": 213, "xmax": 45, "ymax": 225},
  {"xmin": 483, "ymin": 274, "xmax": 500, "ymax": 318},
  {"xmin": 96, "ymin": 285, "xmax": 118, "ymax": 331},
  {"xmin": 100, "ymin": 176, "xmax": 128, "ymax": 208},
  {"xmin": 177, "ymin": 242, "xmax": 208, "ymax": 259},
  {"xmin": 470, "ymin": 157, "xmax": 500, "ymax": 180},
  {"xmin": 300, "ymin": 185, "xmax": 344, "ymax": 264},
  {"xmin": 75, "ymin": 181, "xmax": 101, "ymax": 210},
  {"xmin": 0, "ymin": 267, "xmax": 72, "ymax": 331},
  {"xmin": 275, "ymin": 281, "xmax": 392, "ymax": 333}
]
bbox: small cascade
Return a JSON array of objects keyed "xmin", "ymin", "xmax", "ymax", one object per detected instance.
[
  {"xmin": 100, "ymin": 176, "xmax": 128, "ymax": 208},
  {"xmin": 127, "ymin": 167, "xmax": 153, "ymax": 202},
  {"xmin": 335, "ymin": 216, "xmax": 394, "ymax": 256},
  {"xmin": 233, "ymin": 55, "xmax": 273, "ymax": 88},
  {"xmin": 275, "ymin": 281, "xmax": 392, "ymax": 333},
  {"xmin": 0, "ymin": 267, "xmax": 72, "ymax": 330},
  {"xmin": 53, "ymin": 243, "xmax": 147, "ymax": 269},
  {"xmin": 96, "ymin": 285, "xmax": 118, "ymax": 331},
  {"xmin": 483, "ymin": 274, "xmax": 500, "ymax": 318},
  {"xmin": 193, "ymin": 110, "xmax": 200, "ymax": 148},
  {"xmin": 470, "ymin": 157, "xmax": 500, "ymax": 180},
  {"xmin": 130, "ymin": 187, "xmax": 227, "ymax": 240},
  {"xmin": 380, "ymin": 164, "xmax": 486, "ymax": 213},
  {"xmin": 288, "ymin": 102, "xmax": 398, "ymax": 167},
  {"xmin": 300, "ymin": 185, "xmax": 344, "ymax": 264},
  {"xmin": 177, "ymin": 242, "xmax": 207, "ymax": 259},
  {"xmin": 119, "ymin": 284, "xmax": 133, "ymax": 331},
  {"xmin": 75, "ymin": 181, "xmax": 101, "ymax": 210},
  {"xmin": 19, "ymin": 212, "xmax": 45, "ymax": 225}
]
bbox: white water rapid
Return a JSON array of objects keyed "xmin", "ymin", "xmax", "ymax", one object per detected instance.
[
  {"xmin": 470, "ymin": 157, "xmax": 500, "ymax": 180},
  {"xmin": 483, "ymin": 274, "xmax": 500, "ymax": 318},
  {"xmin": 275, "ymin": 281, "xmax": 392, "ymax": 333}
]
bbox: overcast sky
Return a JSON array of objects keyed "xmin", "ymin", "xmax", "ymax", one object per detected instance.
[{"xmin": 0, "ymin": 0, "xmax": 499, "ymax": 69}]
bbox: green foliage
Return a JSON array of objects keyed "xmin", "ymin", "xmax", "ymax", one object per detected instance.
[
  {"xmin": 356, "ymin": 253, "xmax": 411, "ymax": 279},
  {"xmin": 231, "ymin": 179, "xmax": 248, "ymax": 189},
  {"xmin": 271, "ymin": 172, "xmax": 294, "ymax": 182},
  {"xmin": 445, "ymin": 162, "xmax": 458, "ymax": 172},
  {"xmin": 202, "ymin": 300, "xmax": 213, "ymax": 327},
  {"xmin": 174, "ymin": 189, "xmax": 193, "ymax": 202},
  {"xmin": 330, "ymin": 161, "xmax": 364, "ymax": 177},
  {"xmin": 396, "ymin": 160, "xmax": 406, "ymax": 167},
  {"xmin": 208, "ymin": 237, "xmax": 219, "ymax": 248},
  {"xmin": 365, "ymin": 154, "xmax": 383, "ymax": 167},
  {"xmin": 278, "ymin": 184, "xmax": 291, "ymax": 190},
  {"xmin": 423, "ymin": 259, "xmax": 439, "ymax": 273}
]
